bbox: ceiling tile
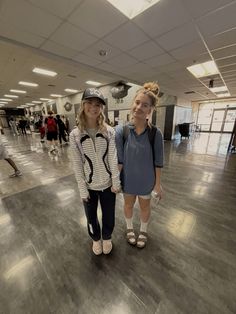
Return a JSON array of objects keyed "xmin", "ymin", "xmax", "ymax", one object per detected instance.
[
  {"xmin": 28, "ymin": 0, "xmax": 82, "ymax": 19},
  {"xmin": 103, "ymin": 21, "xmax": 149, "ymax": 51},
  {"xmin": 0, "ymin": 0, "xmax": 62, "ymax": 38},
  {"xmin": 181, "ymin": 0, "xmax": 234, "ymax": 19},
  {"xmin": 50, "ymin": 22, "xmax": 98, "ymax": 52},
  {"xmin": 80, "ymin": 41, "xmax": 122, "ymax": 62},
  {"xmin": 41, "ymin": 40, "xmax": 78, "ymax": 59},
  {"xmin": 212, "ymin": 44, "xmax": 236, "ymax": 60},
  {"xmin": 144, "ymin": 54, "xmax": 175, "ymax": 67},
  {"xmin": 133, "ymin": 0, "xmax": 191, "ymax": 38},
  {"xmin": 197, "ymin": 2, "xmax": 236, "ymax": 36},
  {"xmin": 0, "ymin": 20, "xmax": 45, "ymax": 48},
  {"xmin": 107, "ymin": 53, "xmax": 138, "ymax": 68},
  {"xmin": 170, "ymin": 41, "xmax": 207, "ymax": 61},
  {"xmin": 216, "ymin": 56, "xmax": 236, "ymax": 67},
  {"xmin": 205, "ymin": 28, "xmax": 236, "ymax": 50},
  {"xmin": 72, "ymin": 53, "xmax": 102, "ymax": 67},
  {"xmin": 68, "ymin": 0, "xmax": 127, "ymax": 38},
  {"xmin": 155, "ymin": 22, "xmax": 201, "ymax": 51},
  {"xmin": 128, "ymin": 41, "xmax": 164, "ymax": 61}
]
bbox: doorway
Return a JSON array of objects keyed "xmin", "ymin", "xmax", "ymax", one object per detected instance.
[{"xmin": 209, "ymin": 108, "xmax": 236, "ymax": 133}]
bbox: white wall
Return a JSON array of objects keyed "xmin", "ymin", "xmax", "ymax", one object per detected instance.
[{"xmin": 28, "ymin": 82, "xmax": 179, "ymax": 130}]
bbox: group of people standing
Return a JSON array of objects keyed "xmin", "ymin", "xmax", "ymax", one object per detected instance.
[
  {"xmin": 40, "ymin": 113, "xmax": 69, "ymax": 154},
  {"xmin": 70, "ymin": 82, "xmax": 164, "ymax": 255}
]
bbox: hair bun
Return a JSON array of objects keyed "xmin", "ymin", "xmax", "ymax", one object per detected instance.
[{"xmin": 143, "ymin": 82, "xmax": 159, "ymax": 96}]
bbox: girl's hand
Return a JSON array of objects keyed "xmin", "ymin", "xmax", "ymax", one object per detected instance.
[
  {"xmin": 153, "ymin": 185, "xmax": 163, "ymax": 200},
  {"xmin": 111, "ymin": 186, "xmax": 121, "ymax": 193},
  {"xmin": 82, "ymin": 196, "xmax": 90, "ymax": 202}
]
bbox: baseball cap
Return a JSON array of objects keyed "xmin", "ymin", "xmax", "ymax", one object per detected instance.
[{"xmin": 81, "ymin": 88, "xmax": 106, "ymax": 106}]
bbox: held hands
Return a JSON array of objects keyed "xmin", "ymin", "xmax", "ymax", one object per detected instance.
[
  {"xmin": 82, "ymin": 195, "xmax": 90, "ymax": 202},
  {"xmin": 111, "ymin": 186, "xmax": 121, "ymax": 194}
]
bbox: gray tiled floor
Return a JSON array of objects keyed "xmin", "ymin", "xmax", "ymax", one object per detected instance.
[{"xmin": 0, "ymin": 131, "xmax": 236, "ymax": 314}]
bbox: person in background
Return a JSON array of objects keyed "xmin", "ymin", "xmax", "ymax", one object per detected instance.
[
  {"xmin": 0, "ymin": 133, "xmax": 22, "ymax": 177},
  {"xmin": 44, "ymin": 110, "xmax": 59, "ymax": 154},
  {"xmin": 9, "ymin": 118, "xmax": 18, "ymax": 136},
  {"xmin": 18, "ymin": 117, "xmax": 27, "ymax": 135},
  {"xmin": 37, "ymin": 115, "xmax": 45, "ymax": 142},
  {"xmin": 70, "ymin": 88, "xmax": 121, "ymax": 255},
  {"xmin": 115, "ymin": 82, "xmax": 164, "ymax": 249},
  {"xmin": 56, "ymin": 114, "xmax": 68, "ymax": 145},
  {"xmin": 61, "ymin": 115, "xmax": 70, "ymax": 138}
]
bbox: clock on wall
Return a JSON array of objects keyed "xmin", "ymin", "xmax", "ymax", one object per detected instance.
[{"xmin": 64, "ymin": 102, "xmax": 73, "ymax": 112}]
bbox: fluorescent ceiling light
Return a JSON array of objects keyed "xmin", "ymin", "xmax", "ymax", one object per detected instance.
[
  {"xmin": 0, "ymin": 98, "xmax": 12, "ymax": 101},
  {"xmin": 50, "ymin": 94, "xmax": 63, "ymax": 97},
  {"xmin": 4, "ymin": 94, "xmax": 19, "ymax": 98},
  {"xmin": 86, "ymin": 80, "xmax": 101, "ymax": 86},
  {"xmin": 216, "ymin": 92, "xmax": 230, "ymax": 97},
  {"xmin": 17, "ymin": 106, "xmax": 23, "ymax": 108},
  {"xmin": 18, "ymin": 81, "xmax": 38, "ymax": 87},
  {"xmin": 40, "ymin": 98, "xmax": 52, "ymax": 101},
  {"xmin": 33, "ymin": 67, "xmax": 57, "ymax": 77},
  {"xmin": 0, "ymin": 101, "xmax": 8, "ymax": 104},
  {"xmin": 106, "ymin": 0, "xmax": 161, "ymax": 19},
  {"xmin": 210, "ymin": 86, "xmax": 228, "ymax": 93},
  {"xmin": 25, "ymin": 103, "xmax": 34, "ymax": 106},
  {"xmin": 10, "ymin": 89, "xmax": 26, "ymax": 94},
  {"xmin": 32, "ymin": 101, "xmax": 42, "ymax": 104},
  {"xmin": 187, "ymin": 61, "xmax": 219, "ymax": 78},
  {"xmin": 64, "ymin": 88, "xmax": 78, "ymax": 93}
]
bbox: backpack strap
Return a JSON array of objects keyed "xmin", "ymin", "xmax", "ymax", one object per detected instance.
[
  {"xmin": 147, "ymin": 125, "xmax": 157, "ymax": 166},
  {"xmin": 123, "ymin": 125, "xmax": 130, "ymax": 145}
]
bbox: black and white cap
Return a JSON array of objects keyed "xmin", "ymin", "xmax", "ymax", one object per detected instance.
[{"xmin": 81, "ymin": 88, "xmax": 106, "ymax": 106}]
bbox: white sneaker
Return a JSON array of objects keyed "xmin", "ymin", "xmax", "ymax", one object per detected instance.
[
  {"xmin": 102, "ymin": 239, "xmax": 112, "ymax": 254},
  {"xmin": 92, "ymin": 240, "xmax": 102, "ymax": 255}
]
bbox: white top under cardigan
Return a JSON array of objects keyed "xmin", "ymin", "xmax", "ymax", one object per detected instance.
[{"xmin": 70, "ymin": 126, "xmax": 121, "ymax": 199}]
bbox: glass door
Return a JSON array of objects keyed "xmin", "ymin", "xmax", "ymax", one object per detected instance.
[
  {"xmin": 210, "ymin": 109, "xmax": 225, "ymax": 132},
  {"xmin": 223, "ymin": 108, "xmax": 236, "ymax": 132}
]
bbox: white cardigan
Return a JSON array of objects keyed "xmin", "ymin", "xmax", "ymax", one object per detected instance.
[{"xmin": 70, "ymin": 126, "xmax": 120, "ymax": 199}]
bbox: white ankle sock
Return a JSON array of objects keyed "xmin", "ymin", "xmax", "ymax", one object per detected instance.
[
  {"xmin": 125, "ymin": 217, "xmax": 133, "ymax": 229},
  {"xmin": 140, "ymin": 220, "xmax": 148, "ymax": 233}
]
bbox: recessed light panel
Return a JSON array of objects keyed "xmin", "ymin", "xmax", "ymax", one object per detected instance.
[
  {"xmin": 187, "ymin": 61, "xmax": 219, "ymax": 78},
  {"xmin": 86, "ymin": 80, "xmax": 101, "ymax": 86},
  {"xmin": 18, "ymin": 81, "xmax": 38, "ymax": 87},
  {"xmin": 64, "ymin": 88, "xmax": 78, "ymax": 93},
  {"xmin": 4, "ymin": 94, "xmax": 19, "ymax": 98},
  {"xmin": 10, "ymin": 89, "xmax": 26, "ymax": 94},
  {"xmin": 106, "ymin": 0, "xmax": 161, "ymax": 19},
  {"xmin": 32, "ymin": 67, "xmax": 57, "ymax": 77}
]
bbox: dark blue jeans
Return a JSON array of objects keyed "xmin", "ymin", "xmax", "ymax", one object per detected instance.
[{"xmin": 83, "ymin": 187, "xmax": 116, "ymax": 241}]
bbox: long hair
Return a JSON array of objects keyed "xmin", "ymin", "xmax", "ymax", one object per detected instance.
[
  {"xmin": 77, "ymin": 100, "xmax": 108, "ymax": 134},
  {"xmin": 130, "ymin": 82, "xmax": 159, "ymax": 126}
]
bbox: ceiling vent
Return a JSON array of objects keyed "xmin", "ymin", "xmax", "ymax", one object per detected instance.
[
  {"xmin": 184, "ymin": 91, "xmax": 195, "ymax": 94},
  {"xmin": 67, "ymin": 74, "xmax": 77, "ymax": 78},
  {"xmin": 48, "ymin": 84, "xmax": 56, "ymax": 87}
]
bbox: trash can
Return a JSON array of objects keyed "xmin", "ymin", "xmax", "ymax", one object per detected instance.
[{"xmin": 178, "ymin": 123, "xmax": 190, "ymax": 138}]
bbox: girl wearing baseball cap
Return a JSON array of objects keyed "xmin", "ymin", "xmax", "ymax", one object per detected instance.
[{"xmin": 70, "ymin": 88, "xmax": 121, "ymax": 255}]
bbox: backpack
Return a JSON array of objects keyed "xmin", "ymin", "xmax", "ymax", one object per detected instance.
[
  {"xmin": 47, "ymin": 117, "xmax": 57, "ymax": 132},
  {"xmin": 123, "ymin": 124, "xmax": 157, "ymax": 163}
]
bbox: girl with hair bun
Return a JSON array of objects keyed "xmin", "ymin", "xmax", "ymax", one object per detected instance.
[{"xmin": 115, "ymin": 82, "xmax": 164, "ymax": 249}]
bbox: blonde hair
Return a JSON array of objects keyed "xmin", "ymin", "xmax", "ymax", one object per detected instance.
[
  {"xmin": 130, "ymin": 82, "xmax": 160, "ymax": 126},
  {"xmin": 77, "ymin": 100, "xmax": 108, "ymax": 134}
]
